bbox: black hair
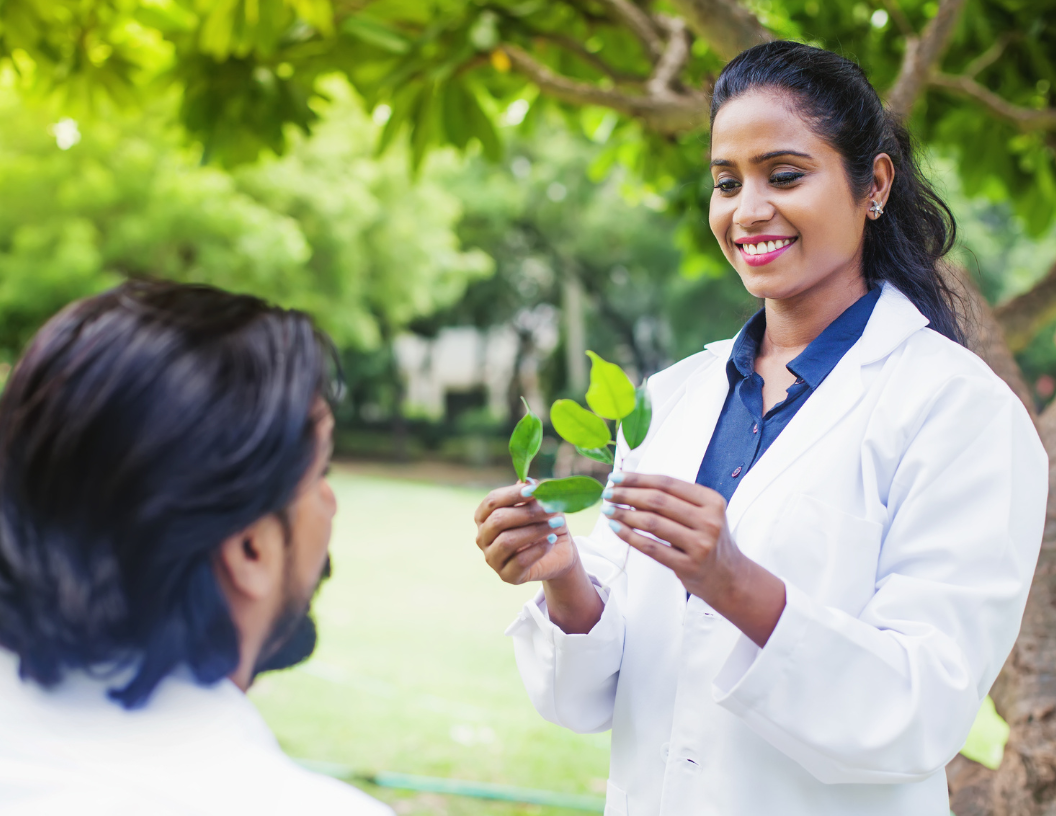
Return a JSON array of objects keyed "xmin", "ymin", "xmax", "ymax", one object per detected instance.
[
  {"xmin": 710, "ymin": 40, "xmax": 965, "ymax": 344},
  {"xmin": 0, "ymin": 279, "xmax": 340, "ymax": 708}
]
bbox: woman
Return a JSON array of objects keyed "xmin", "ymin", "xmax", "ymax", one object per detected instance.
[{"xmin": 473, "ymin": 41, "xmax": 1047, "ymax": 815}]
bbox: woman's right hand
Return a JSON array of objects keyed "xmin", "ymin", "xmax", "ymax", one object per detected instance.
[
  {"xmin": 473, "ymin": 483, "xmax": 576, "ymax": 584},
  {"xmin": 474, "ymin": 483, "xmax": 605, "ymax": 634}
]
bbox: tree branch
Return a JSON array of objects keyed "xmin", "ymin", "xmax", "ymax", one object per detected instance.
[
  {"xmin": 929, "ymin": 72, "xmax": 1056, "ymax": 131},
  {"xmin": 667, "ymin": 0, "xmax": 772, "ymax": 62},
  {"xmin": 993, "ymin": 259, "xmax": 1056, "ymax": 352},
  {"xmin": 963, "ymin": 33, "xmax": 1013, "ymax": 78},
  {"xmin": 647, "ymin": 16, "xmax": 692, "ymax": 96},
  {"xmin": 885, "ymin": 0, "xmax": 966, "ymax": 119},
  {"xmin": 594, "ymin": 0, "xmax": 666, "ymax": 62},
  {"xmin": 500, "ymin": 44, "xmax": 709, "ymax": 133},
  {"xmin": 533, "ymin": 32, "xmax": 647, "ymax": 85}
]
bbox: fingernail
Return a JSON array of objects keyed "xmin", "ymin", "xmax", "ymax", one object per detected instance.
[
  {"xmin": 602, "ymin": 487, "xmax": 614, "ymax": 500},
  {"xmin": 602, "ymin": 504, "xmax": 615, "ymax": 517},
  {"xmin": 548, "ymin": 516, "xmax": 566, "ymax": 529},
  {"xmin": 528, "ymin": 477, "xmax": 538, "ymax": 484},
  {"xmin": 546, "ymin": 533, "xmax": 557, "ymax": 544},
  {"xmin": 610, "ymin": 472, "xmax": 625, "ymax": 483},
  {"xmin": 521, "ymin": 484, "xmax": 537, "ymax": 497},
  {"xmin": 608, "ymin": 520, "xmax": 622, "ymax": 533}
]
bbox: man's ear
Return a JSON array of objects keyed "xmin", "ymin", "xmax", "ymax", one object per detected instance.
[{"xmin": 215, "ymin": 515, "xmax": 286, "ymax": 602}]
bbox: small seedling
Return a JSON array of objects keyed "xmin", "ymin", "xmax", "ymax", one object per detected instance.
[{"xmin": 508, "ymin": 352, "xmax": 652, "ymax": 513}]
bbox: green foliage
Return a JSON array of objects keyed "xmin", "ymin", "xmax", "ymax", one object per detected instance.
[
  {"xmin": 509, "ymin": 397, "xmax": 543, "ymax": 482},
  {"xmin": 575, "ymin": 445, "xmax": 615, "ymax": 466},
  {"xmin": 0, "ymin": 79, "xmax": 490, "ymax": 356},
  {"xmin": 534, "ymin": 476, "xmax": 606, "ymax": 514},
  {"xmin": 621, "ymin": 385, "xmax": 653, "ymax": 450},
  {"xmin": 549, "ymin": 399, "xmax": 612, "ymax": 449},
  {"xmin": 584, "ymin": 350, "xmax": 636, "ymax": 420}
]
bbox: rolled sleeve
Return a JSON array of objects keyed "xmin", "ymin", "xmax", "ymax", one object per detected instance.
[{"xmin": 506, "ymin": 568, "xmax": 625, "ymax": 733}]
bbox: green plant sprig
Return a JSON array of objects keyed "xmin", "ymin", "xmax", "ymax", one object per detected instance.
[{"xmin": 507, "ymin": 351, "xmax": 653, "ymax": 513}]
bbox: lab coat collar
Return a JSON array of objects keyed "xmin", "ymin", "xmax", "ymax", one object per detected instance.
[{"xmin": 697, "ymin": 283, "xmax": 929, "ymax": 533}]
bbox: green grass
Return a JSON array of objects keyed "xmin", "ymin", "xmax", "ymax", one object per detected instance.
[
  {"xmin": 251, "ymin": 469, "xmax": 1010, "ymax": 814},
  {"xmin": 250, "ymin": 470, "xmax": 609, "ymax": 815}
]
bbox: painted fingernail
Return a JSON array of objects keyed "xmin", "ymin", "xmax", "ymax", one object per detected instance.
[
  {"xmin": 602, "ymin": 504, "xmax": 615, "ymax": 517},
  {"xmin": 608, "ymin": 520, "xmax": 623, "ymax": 533},
  {"xmin": 521, "ymin": 484, "xmax": 537, "ymax": 497},
  {"xmin": 528, "ymin": 477, "xmax": 539, "ymax": 484},
  {"xmin": 547, "ymin": 533, "xmax": 558, "ymax": 544},
  {"xmin": 610, "ymin": 471, "xmax": 625, "ymax": 483},
  {"xmin": 548, "ymin": 516, "xmax": 566, "ymax": 529},
  {"xmin": 602, "ymin": 487, "xmax": 614, "ymax": 500}
]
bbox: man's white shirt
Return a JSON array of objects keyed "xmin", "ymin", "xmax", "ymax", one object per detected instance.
[{"xmin": 0, "ymin": 649, "xmax": 393, "ymax": 815}]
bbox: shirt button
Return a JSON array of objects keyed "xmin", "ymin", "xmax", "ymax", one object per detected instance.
[
  {"xmin": 752, "ymin": 423, "xmax": 758, "ymax": 434},
  {"xmin": 731, "ymin": 466, "xmax": 742, "ymax": 478},
  {"xmin": 660, "ymin": 742, "xmax": 671, "ymax": 763}
]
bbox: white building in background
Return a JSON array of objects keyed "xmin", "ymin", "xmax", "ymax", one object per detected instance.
[{"xmin": 393, "ymin": 305, "xmax": 560, "ymax": 422}]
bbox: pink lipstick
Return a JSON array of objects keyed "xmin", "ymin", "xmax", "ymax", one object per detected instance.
[{"xmin": 736, "ymin": 236, "xmax": 797, "ymax": 267}]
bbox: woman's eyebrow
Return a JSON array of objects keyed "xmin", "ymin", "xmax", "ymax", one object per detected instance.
[{"xmin": 710, "ymin": 149, "xmax": 813, "ymax": 168}]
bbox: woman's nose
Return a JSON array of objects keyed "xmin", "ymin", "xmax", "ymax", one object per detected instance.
[{"xmin": 734, "ymin": 184, "xmax": 775, "ymax": 227}]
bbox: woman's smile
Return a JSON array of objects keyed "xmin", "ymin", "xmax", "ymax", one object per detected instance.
[{"xmin": 735, "ymin": 235, "xmax": 797, "ymax": 266}]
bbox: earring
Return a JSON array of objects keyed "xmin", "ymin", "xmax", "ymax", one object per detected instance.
[{"xmin": 869, "ymin": 200, "xmax": 884, "ymax": 217}]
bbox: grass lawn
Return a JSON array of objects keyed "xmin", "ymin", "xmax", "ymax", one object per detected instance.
[
  {"xmin": 250, "ymin": 467, "xmax": 1009, "ymax": 814},
  {"xmin": 250, "ymin": 468, "xmax": 610, "ymax": 815}
]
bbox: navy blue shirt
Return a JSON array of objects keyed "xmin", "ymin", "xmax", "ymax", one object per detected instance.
[{"xmin": 695, "ymin": 287, "xmax": 881, "ymax": 503}]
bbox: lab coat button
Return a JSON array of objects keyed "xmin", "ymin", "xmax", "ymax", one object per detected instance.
[{"xmin": 660, "ymin": 742, "xmax": 670, "ymax": 763}]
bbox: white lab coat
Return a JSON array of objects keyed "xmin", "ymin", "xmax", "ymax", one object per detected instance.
[
  {"xmin": 0, "ymin": 648, "xmax": 392, "ymax": 816},
  {"xmin": 507, "ymin": 284, "xmax": 1048, "ymax": 816}
]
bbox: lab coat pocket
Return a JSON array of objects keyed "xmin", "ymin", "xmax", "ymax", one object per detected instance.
[
  {"xmin": 768, "ymin": 494, "xmax": 883, "ymax": 616},
  {"xmin": 604, "ymin": 780, "xmax": 629, "ymax": 816}
]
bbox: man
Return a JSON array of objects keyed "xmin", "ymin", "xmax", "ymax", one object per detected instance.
[{"xmin": 0, "ymin": 280, "xmax": 392, "ymax": 815}]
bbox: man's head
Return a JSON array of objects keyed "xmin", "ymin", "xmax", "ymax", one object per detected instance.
[{"xmin": 0, "ymin": 280, "xmax": 338, "ymax": 707}]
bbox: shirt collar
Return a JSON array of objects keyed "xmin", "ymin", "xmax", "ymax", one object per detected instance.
[{"xmin": 726, "ymin": 286, "xmax": 882, "ymax": 390}]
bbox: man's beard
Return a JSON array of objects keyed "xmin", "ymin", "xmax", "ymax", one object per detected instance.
[{"xmin": 252, "ymin": 556, "xmax": 330, "ymax": 677}]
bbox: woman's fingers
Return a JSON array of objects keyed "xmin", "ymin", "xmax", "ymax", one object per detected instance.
[
  {"xmin": 606, "ymin": 519, "xmax": 690, "ymax": 573},
  {"xmin": 607, "ymin": 472, "xmax": 724, "ymax": 510},
  {"xmin": 474, "ymin": 482, "xmax": 539, "ymax": 526},
  {"xmin": 485, "ymin": 521, "xmax": 565, "ymax": 579},
  {"xmin": 604, "ymin": 485, "xmax": 700, "ymax": 529},
  {"xmin": 604, "ymin": 506, "xmax": 696, "ymax": 553},
  {"xmin": 475, "ymin": 485, "xmax": 551, "ymax": 552}
]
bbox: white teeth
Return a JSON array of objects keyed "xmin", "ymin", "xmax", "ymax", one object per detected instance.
[{"xmin": 741, "ymin": 238, "xmax": 793, "ymax": 255}]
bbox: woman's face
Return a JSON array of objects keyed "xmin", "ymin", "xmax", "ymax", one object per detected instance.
[{"xmin": 708, "ymin": 89, "xmax": 870, "ymax": 303}]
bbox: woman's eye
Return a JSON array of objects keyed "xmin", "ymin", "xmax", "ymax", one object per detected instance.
[
  {"xmin": 771, "ymin": 171, "xmax": 804, "ymax": 186},
  {"xmin": 715, "ymin": 179, "xmax": 741, "ymax": 194}
]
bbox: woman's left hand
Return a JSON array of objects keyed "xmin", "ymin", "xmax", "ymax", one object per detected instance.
[{"xmin": 603, "ymin": 471, "xmax": 786, "ymax": 647}]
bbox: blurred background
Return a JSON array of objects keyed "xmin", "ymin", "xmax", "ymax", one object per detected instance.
[{"xmin": 0, "ymin": 0, "xmax": 1053, "ymax": 813}]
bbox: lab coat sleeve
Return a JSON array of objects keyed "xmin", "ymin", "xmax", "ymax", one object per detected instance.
[
  {"xmin": 504, "ymin": 536, "xmax": 626, "ymax": 734},
  {"xmin": 712, "ymin": 373, "xmax": 1048, "ymax": 784}
]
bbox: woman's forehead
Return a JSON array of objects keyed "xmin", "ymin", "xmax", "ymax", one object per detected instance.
[{"xmin": 710, "ymin": 90, "xmax": 825, "ymax": 162}]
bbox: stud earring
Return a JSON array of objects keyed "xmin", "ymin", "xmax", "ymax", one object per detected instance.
[{"xmin": 869, "ymin": 200, "xmax": 884, "ymax": 217}]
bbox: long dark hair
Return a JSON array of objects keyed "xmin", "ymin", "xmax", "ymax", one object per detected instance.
[
  {"xmin": 0, "ymin": 280, "xmax": 339, "ymax": 708},
  {"xmin": 710, "ymin": 40, "xmax": 965, "ymax": 344}
]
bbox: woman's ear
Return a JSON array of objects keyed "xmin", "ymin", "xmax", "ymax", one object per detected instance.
[
  {"xmin": 215, "ymin": 515, "xmax": 286, "ymax": 602},
  {"xmin": 868, "ymin": 153, "xmax": 895, "ymax": 215}
]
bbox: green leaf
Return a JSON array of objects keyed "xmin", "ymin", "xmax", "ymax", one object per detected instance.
[
  {"xmin": 534, "ymin": 476, "xmax": 605, "ymax": 514},
  {"xmin": 509, "ymin": 397, "xmax": 543, "ymax": 483},
  {"xmin": 576, "ymin": 445, "xmax": 614, "ymax": 465},
  {"xmin": 441, "ymin": 80, "xmax": 472, "ymax": 150},
  {"xmin": 584, "ymin": 350, "xmax": 636, "ymax": 420},
  {"xmin": 550, "ymin": 398, "xmax": 611, "ymax": 449},
  {"xmin": 341, "ymin": 17, "xmax": 411, "ymax": 54},
  {"xmin": 621, "ymin": 383, "xmax": 652, "ymax": 450}
]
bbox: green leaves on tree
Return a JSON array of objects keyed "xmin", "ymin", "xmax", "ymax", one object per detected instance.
[
  {"xmin": 585, "ymin": 350, "xmax": 636, "ymax": 420},
  {"xmin": 550, "ymin": 398, "xmax": 611, "ymax": 449},
  {"xmin": 534, "ymin": 476, "xmax": 606, "ymax": 514},
  {"xmin": 621, "ymin": 384, "xmax": 652, "ymax": 450},
  {"xmin": 509, "ymin": 397, "xmax": 543, "ymax": 482}
]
